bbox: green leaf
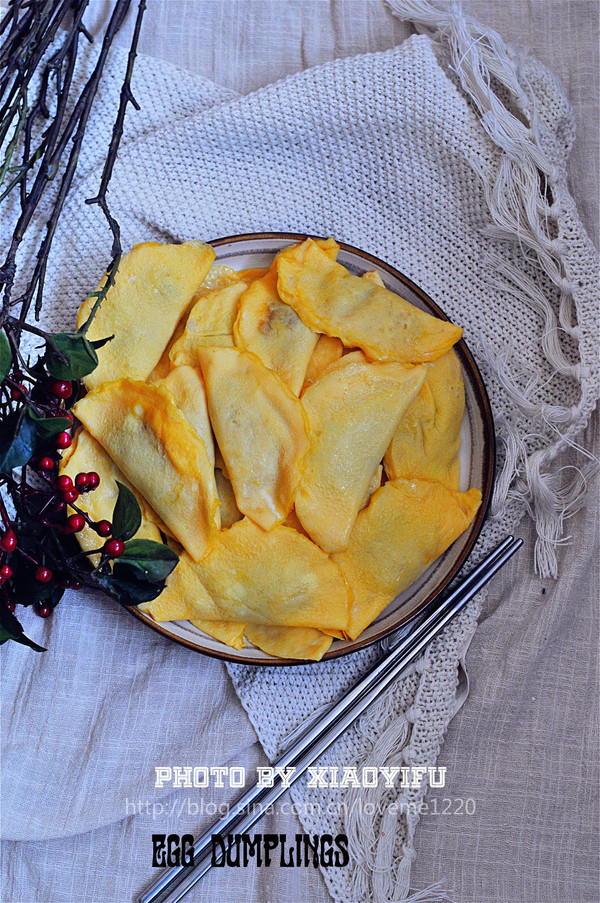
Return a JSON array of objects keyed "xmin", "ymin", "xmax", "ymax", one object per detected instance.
[
  {"xmin": 0, "ymin": 607, "xmax": 46, "ymax": 652},
  {"xmin": 45, "ymin": 332, "xmax": 98, "ymax": 380},
  {"xmin": 112, "ymin": 481, "xmax": 142, "ymax": 541},
  {"xmin": 119, "ymin": 539, "xmax": 179, "ymax": 582},
  {"xmin": 95, "ymin": 569, "xmax": 166, "ymax": 605},
  {"xmin": 0, "ymin": 412, "xmax": 37, "ymax": 471},
  {"xmin": 13, "ymin": 570, "xmax": 63, "ymax": 605},
  {"xmin": 0, "ymin": 329, "xmax": 11, "ymax": 382},
  {"xmin": 27, "ymin": 410, "xmax": 72, "ymax": 439}
]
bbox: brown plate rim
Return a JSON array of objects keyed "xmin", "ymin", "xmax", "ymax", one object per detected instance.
[{"xmin": 128, "ymin": 232, "xmax": 496, "ymax": 665}]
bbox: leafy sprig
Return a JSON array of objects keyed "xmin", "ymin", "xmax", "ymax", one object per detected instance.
[{"xmin": 0, "ymin": 0, "xmax": 181, "ymax": 651}]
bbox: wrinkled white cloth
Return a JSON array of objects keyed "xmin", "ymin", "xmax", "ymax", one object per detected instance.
[{"xmin": 1, "ymin": 3, "xmax": 598, "ymax": 903}]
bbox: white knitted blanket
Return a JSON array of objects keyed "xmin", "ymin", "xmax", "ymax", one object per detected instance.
[{"xmin": 2, "ymin": 3, "xmax": 598, "ymax": 902}]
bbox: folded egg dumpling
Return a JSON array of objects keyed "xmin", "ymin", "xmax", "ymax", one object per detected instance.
[
  {"xmin": 295, "ymin": 353, "xmax": 427, "ymax": 552},
  {"xmin": 141, "ymin": 518, "xmax": 351, "ymax": 631},
  {"xmin": 277, "ymin": 238, "xmax": 462, "ymax": 363},
  {"xmin": 148, "ymin": 263, "xmax": 243, "ymax": 382},
  {"xmin": 302, "ymin": 334, "xmax": 345, "ymax": 391},
  {"xmin": 243, "ymin": 624, "xmax": 333, "ymax": 661},
  {"xmin": 215, "ymin": 468, "xmax": 243, "ymax": 529},
  {"xmin": 156, "ymin": 366, "xmax": 215, "ymax": 467},
  {"xmin": 59, "ymin": 429, "xmax": 164, "ymax": 565},
  {"xmin": 233, "ymin": 265, "xmax": 318, "ymax": 395},
  {"xmin": 73, "ymin": 379, "xmax": 220, "ymax": 561},
  {"xmin": 198, "ymin": 346, "xmax": 309, "ymax": 530},
  {"xmin": 169, "ymin": 279, "xmax": 249, "ymax": 366},
  {"xmin": 190, "ymin": 619, "xmax": 247, "ymax": 650},
  {"xmin": 333, "ymin": 478, "xmax": 482, "ymax": 639},
  {"xmin": 78, "ymin": 241, "xmax": 215, "ymax": 389},
  {"xmin": 384, "ymin": 349, "xmax": 464, "ymax": 490}
]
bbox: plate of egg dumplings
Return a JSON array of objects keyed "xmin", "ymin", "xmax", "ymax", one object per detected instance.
[{"xmin": 60, "ymin": 233, "xmax": 495, "ymax": 663}]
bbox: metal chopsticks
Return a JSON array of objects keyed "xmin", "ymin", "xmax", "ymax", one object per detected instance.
[{"xmin": 138, "ymin": 534, "xmax": 522, "ymax": 903}]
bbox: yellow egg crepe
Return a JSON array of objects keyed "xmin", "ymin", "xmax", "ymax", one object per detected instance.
[
  {"xmin": 277, "ymin": 238, "xmax": 462, "ymax": 363},
  {"xmin": 199, "ymin": 264, "xmax": 243, "ymax": 292},
  {"xmin": 360, "ymin": 464, "xmax": 383, "ymax": 511},
  {"xmin": 243, "ymin": 624, "xmax": 333, "ymax": 661},
  {"xmin": 169, "ymin": 280, "xmax": 249, "ymax": 364},
  {"xmin": 141, "ymin": 518, "xmax": 351, "ymax": 630},
  {"xmin": 295, "ymin": 353, "xmax": 427, "ymax": 552},
  {"xmin": 139, "ymin": 592, "xmax": 209, "ymax": 623},
  {"xmin": 190, "ymin": 619, "xmax": 247, "ymax": 650},
  {"xmin": 233, "ymin": 265, "xmax": 318, "ymax": 395},
  {"xmin": 214, "ymin": 468, "xmax": 243, "ymax": 529},
  {"xmin": 302, "ymin": 334, "xmax": 345, "ymax": 390},
  {"xmin": 59, "ymin": 430, "xmax": 164, "ymax": 564},
  {"xmin": 362, "ymin": 270, "xmax": 385, "ymax": 287},
  {"xmin": 197, "ymin": 346, "xmax": 309, "ymax": 530},
  {"xmin": 147, "ymin": 264, "xmax": 242, "ymax": 382},
  {"xmin": 156, "ymin": 366, "xmax": 215, "ymax": 467},
  {"xmin": 73, "ymin": 379, "xmax": 220, "ymax": 561},
  {"xmin": 384, "ymin": 349, "xmax": 464, "ymax": 490},
  {"xmin": 78, "ymin": 241, "xmax": 215, "ymax": 389},
  {"xmin": 333, "ymin": 478, "xmax": 482, "ymax": 639}
]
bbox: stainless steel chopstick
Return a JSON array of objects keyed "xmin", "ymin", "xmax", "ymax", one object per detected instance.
[{"xmin": 138, "ymin": 534, "xmax": 522, "ymax": 903}]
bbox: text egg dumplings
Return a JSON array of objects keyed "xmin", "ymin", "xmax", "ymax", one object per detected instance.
[{"xmin": 69, "ymin": 237, "xmax": 481, "ymax": 660}]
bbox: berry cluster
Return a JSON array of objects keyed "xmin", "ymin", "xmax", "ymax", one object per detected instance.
[{"xmin": 1, "ymin": 377, "xmax": 127, "ymax": 621}]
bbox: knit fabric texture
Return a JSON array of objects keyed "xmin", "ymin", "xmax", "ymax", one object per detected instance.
[{"xmin": 2, "ymin": 4, "xmax": 598, "ymax": 901}]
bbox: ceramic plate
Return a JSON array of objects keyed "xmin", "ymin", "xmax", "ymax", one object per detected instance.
[{"xmin": 129, "ymin": 233, "xmax": 495, "ymax": 664}]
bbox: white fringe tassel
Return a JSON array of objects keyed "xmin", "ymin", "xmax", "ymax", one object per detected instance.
[{"xmin": 387, "ymin": 0, "xmax": 598, "ymax": 577}]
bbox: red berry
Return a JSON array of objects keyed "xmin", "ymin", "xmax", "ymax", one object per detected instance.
[
  {"xmin": 10, "ymin": 383, "xmax": 26, "ymax": 400},
  {"xmin": 75, "ymin": 472, "xmax": 89, "ymax": 489},
  {"xmin": 62, "ymin": 411, "xmax": 75, "ymax": 423},
  {"xmin": 38, "ymin": 457, "xmax": 54, "ymax": 472},
  {"xmin": 57, "ymin": 474, "xmax": 73, "ymax": 491},
  {"xmin": 4, "ymin": 600, "xmax": 16, "ymax": 612},
  {"xmin": 67, "ymin": 514, "xmax": 85, "ymax": 533},
  {"xmin": 0, "ymin": 530, "xmax": 17, "ymax": 552},
  {"xmin": 54, "ymin": 500, "xmax": 66, "ymax": 512},
  {"xmin": 69, "ymin": 579, "xmax": 83, "ymax": 590},
  {"xmin": 56, "ymin": 431, "xmax": 71, "ymax": 449},
  {"xmin": 37, "ymin": 605, "xmax": 51, "ymax": 618},
  {"xmin": 87, "ymin": 471, "xmax": 100, "ymax": 489},
  {"xmin": 96, "ymin": 519, "xmax": 112, "ymax": 537},
  {"xmin": 104, "ymin": 538, "xmax": 124, "ymax": 558},
  {"xmin": 35, "ymin": 566, "xmax": 52, "ymax": 583},
  {"xmin": 62, "ymin": 487, "xmax": 79, "ymax": 504},
  {"xmin": 49, "ymin": 379, "xmax": 72, "ymax": 399},
  {"xmin": 1, "ymin": 565, "xmax": 13, "ymax": 580}
]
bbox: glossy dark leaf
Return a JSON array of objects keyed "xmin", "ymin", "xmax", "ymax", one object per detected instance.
[
  {"xmin": 112, "ymin": 481, "xmax": 142, "ymax": 541},
  {"xmin": 95, "ymin": 569, "xmax": 166, "ymax": 605},
  {"xmin": 119, "ymin": 539, "xmax": 179, "ymax": 582},
  {"xmin": 0, "ymin": 329, "xmax": 11, "ymax": 382},
  {"xmin": 13, "ymin": 569, "xmax": 60, "ymax": 604},
  {"xmin": 45, "ymin": 332, "xmax": 98, "ymax": 380},
  {"xmin": 90, "ymin": 334, "xmax": 113, "ymax": 350},
  {"xmin": 0, "ymin": 606, "xmax": 46, "ymax": 651},
  {"xmin": 0, "ymin": 411, "xmax": 37, "ymax": 471},
  {"xmin": 27, "ymin": 409, "xmax": 72, "ymax": 439}
]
